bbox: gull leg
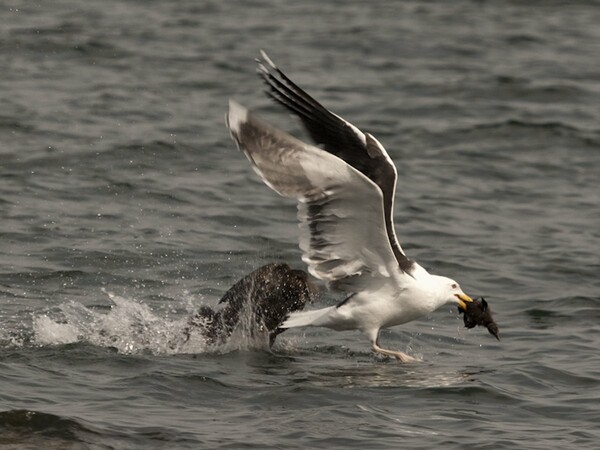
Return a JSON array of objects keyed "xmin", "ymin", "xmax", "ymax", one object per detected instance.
[
  {"xmin": 372, "ymin": 343, "xmax": 416, "ymax": 363},
  {"xmin": 369, "ymin": 330, "xmax": 416, "ymax": 363}
]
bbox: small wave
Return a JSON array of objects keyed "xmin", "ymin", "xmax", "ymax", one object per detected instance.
[
  {"xmin": 0, "ymin": 409, "xmax": 85, "ymax": 433},
  {"xmin": 306, "ymin": 364, "xmax": 477, "ymax": 389},
  {"xmin": 0, "ymin": 116, "xmax": 34, "ymax": 132},
  {"xmin": 0, "ymin": 409, "xmax": 99, "ymax": 449},
  {"xmin": 475, "ymin": 119, "xmax": 599, "ymax": 145},
  {"xmin": 439, "ymin": 118, "xmax": 599, "ymax": 145}
]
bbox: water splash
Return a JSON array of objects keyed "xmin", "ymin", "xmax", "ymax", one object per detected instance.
[{"xmin": 30, "ymin": 291, "xmax": 273, "ymax": 355}]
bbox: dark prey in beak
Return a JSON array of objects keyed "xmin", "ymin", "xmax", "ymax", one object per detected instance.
[{"xmin": 458, "ymin": 297, "xmax": 499, "ymax": 340}]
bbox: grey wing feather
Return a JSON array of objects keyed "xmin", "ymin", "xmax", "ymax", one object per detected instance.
[{"xmin": 227, "ymin": 100, "xmax": 405, "ymax": 292}]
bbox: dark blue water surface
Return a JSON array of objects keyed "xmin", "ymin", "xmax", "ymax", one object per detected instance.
[{"xmin": 1, "ymin": 1, "xmax": 599, "ymax": 448}]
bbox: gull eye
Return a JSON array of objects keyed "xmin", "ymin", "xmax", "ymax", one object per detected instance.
[{"xmin": 451, "ymin": 283, "xmax": 458, "ymax": 289}]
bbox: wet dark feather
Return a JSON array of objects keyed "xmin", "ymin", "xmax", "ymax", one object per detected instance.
[{"xmin": 183, "ymin": 263, "xmax": 317, "ymax": 346}]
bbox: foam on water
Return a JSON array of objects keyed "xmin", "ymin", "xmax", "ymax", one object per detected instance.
[
  {"xmin": 31, "ymin": 291, "xmax": 199, "ymax": 354},
  {"xmin": 30, "ymin": 290, "xmax": 273, "ymax": 355}
]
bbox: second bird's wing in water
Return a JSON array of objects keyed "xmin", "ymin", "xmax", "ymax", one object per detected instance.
[
  {"xmin": 227, "ymin": 100, "xmax": 409, "ymax": 292},
  {"xmin": 256, "ymin": 51, "xmax": 414, "ymax": 274}
]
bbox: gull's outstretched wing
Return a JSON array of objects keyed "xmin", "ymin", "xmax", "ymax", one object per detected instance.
[
  {"xmin": 256, "ymin": 51, "xmax": 414, "ymax": 274},
  {"xmin": 227, "ymin": 100, "xmax": 408, "ymax": 292}
]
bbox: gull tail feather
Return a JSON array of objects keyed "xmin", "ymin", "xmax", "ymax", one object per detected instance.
[{"xmin": 281, "ymin": 306, "xmax": 336, "ymax": 329}]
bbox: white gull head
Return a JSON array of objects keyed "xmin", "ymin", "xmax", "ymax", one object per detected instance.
[{"xmin": 427, "ymin": 275, "xmax": 474, "ymax": 311}]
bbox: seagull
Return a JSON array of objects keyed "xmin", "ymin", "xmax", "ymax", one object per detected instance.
[{"xmin": 226, "ymin": 51, "xmax": 474, "ymax": 362}]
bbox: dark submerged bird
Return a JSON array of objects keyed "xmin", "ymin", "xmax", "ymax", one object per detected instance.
[
  {"xmin": 458, "ymin": 297, "xmax": 499, "ymax": 340},
  {"xmin": 184, "ymin": 263, "xmax": 318, "ymax": 346}
]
